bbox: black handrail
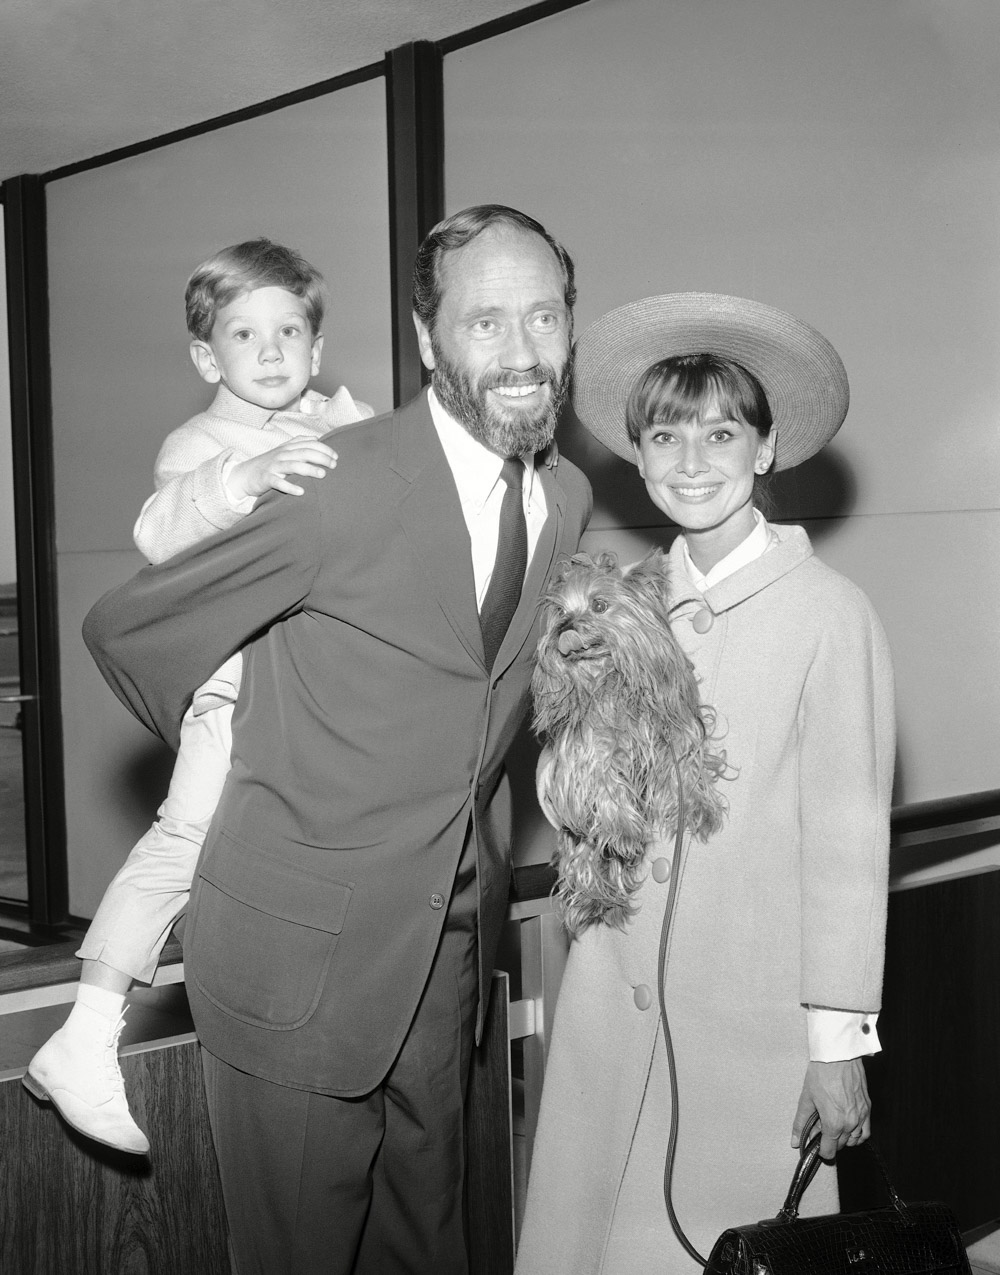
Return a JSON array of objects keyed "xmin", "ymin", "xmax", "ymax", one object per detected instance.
[
  {"xmin": 2, "ymin": 789, "xmax": 998, "ymax": 998},
  {"xmin": 0, "ymin": 935, "xmax": 183, "ymax": 997},
  {"xmin": 890, "ymin": 789, "xmax": 1000, "ymax": 840},
  {"xmin": 510, "ymin": 789, "xmax": 1000, "ymax": 905}
]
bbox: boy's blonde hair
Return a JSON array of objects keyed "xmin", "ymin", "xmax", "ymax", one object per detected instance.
[{"xmin": 185, "ymin": 238, "xmax": 326, "ymax": 341}]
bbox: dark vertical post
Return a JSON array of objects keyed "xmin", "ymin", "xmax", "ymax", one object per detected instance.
[
  {"xmin": 3, "ymin": 174, "xmax": 68, "ymax": 927},
  {"xmin": 465, "ymin": 970, "xmax": 516, "ymax": 1273},
  {"xmin": 386, "ymin": 41, "xmax": 445, "ymax": 407}
]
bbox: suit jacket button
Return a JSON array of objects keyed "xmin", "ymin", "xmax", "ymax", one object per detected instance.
[
  {"xmin": 633, "ymin": 984, "xmax": 653, "ymax": 1011},
  {"xmin": 651, "ymin": 857, "xmax": 671, "ymax": 883},
  {"xmin": 429, "ymin": 893, "xmax": 445, "ymax": 910},
  {"xmin": 692, "ymin": 608, "xmax": 714, "ymax": 633}
]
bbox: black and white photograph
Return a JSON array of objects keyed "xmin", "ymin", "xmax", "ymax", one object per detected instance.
[{"xmin": 0, "ymin": 2, "xmax": 998, "ymax": 1272}]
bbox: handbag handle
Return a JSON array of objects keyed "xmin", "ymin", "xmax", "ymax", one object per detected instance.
[{"xmin": 776, "ymin": 1110, "xmax": 911, "ymax": 1223}]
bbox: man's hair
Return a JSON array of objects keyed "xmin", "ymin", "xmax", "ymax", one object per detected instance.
[
  {"xmin": 185, "ymin": 237, "xmax": 326, "ymax": 341},
  {"xmin": 412, "ymin": 205, "xmax": 576, "ymax": 329}
]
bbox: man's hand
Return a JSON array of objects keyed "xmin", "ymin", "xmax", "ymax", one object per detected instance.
[
  {"xmin": 227, "ymin": 436, "xmax": 338, "ymax": 502},
  {"xmin": 792, "ymin": 1058, "xmax": 871, "ymax": 1161}
]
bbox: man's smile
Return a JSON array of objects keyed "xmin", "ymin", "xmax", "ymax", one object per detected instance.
[{"xmin": 492, "ymin": 383, "xmax": 544, "ymax": 399}]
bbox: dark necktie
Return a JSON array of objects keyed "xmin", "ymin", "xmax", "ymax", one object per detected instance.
[{"xmin": 480, "ymin": 457, "xmax": 527, "ymax": 668}]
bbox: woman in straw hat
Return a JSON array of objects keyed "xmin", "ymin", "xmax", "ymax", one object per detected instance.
[{"xmin": 516, "ymin": 294, "xmax": 895, "ymax": 1273}]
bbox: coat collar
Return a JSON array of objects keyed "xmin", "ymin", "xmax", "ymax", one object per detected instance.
[{"xmin": 668, "ymin": 521, "xmax": 814, "ymax": 617}]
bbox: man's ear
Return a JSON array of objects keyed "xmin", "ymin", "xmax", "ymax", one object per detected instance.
[
  {"xmin": 190, "ymin": 340, "xmax": 221, "ymax": 385},
  {"xmin": 310, "ymin": 333, "xmax": 324, "ymax": 377},
  {"xmin": 412, "ymin": 313, "xmax": 436, "ymax": 372}
]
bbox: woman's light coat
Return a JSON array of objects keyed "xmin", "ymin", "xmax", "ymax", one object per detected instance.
[{"xmin": 516, "ymin": 523, "xmax": 895, "ymax": 1274}]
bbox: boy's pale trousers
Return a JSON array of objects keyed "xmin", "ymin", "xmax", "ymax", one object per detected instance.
[{"xmin": 76, "ymin": 699, "xmax": 234, "ymax": 982}]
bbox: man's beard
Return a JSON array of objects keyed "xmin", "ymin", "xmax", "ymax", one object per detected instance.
[{"xmin": 430, "ymin": 338, "xmax": 571, "ymax": 458}]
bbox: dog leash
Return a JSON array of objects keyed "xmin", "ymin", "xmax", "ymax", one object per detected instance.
[{"xmin": 658, "ymin": 748, "xmax": 709, "ymax": 1266}]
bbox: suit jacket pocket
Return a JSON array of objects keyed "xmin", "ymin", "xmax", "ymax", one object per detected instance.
[{"xmin": 188, "ymin": 828, "xmax": 354, "ymax": 1030}]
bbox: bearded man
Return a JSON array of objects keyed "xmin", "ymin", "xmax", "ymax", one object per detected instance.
[{"xmin": 83, "ymin": 205, "xmax": 592, "ymax": 1275}]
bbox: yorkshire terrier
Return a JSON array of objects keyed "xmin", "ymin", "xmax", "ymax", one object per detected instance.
[{"xmin": 532, "ymin": 550, "xmax": 727, "ymax": 936}]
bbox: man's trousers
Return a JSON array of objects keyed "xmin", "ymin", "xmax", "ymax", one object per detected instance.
[{"xmin": 201, "ymin": 832, "xmax": 481, "ymax": 1275}]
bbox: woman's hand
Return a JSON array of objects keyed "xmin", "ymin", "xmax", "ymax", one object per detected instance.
[{"xmin": 791, "ymin": 1059, "xmax": 871, "ymax": 1161}]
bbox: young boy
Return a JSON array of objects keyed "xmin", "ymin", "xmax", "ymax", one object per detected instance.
[{"xmin": 23, "ymin": 238, "xmax": 372, "ymax": 1153}]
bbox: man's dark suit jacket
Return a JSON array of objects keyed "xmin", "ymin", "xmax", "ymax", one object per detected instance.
[{"xmin": 83, "ymin": 390, "xmax": 592, "ymax": 1097}]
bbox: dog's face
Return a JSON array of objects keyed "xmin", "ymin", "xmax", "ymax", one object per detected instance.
[
  {"xmin": 535, "ymin": 551, "xmax": 677, "ymax": 687},
  {"xmin": 531, "ymin": 549, "xmax": 727, "ymax": 934}
]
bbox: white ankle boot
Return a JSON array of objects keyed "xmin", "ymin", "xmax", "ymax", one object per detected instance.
[{"xmin": 23, "ymin": 1003, "xmax": 150, "ymax": 1154}]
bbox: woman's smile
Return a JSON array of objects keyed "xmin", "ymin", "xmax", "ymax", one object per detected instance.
[{"xmin": 669, "ymin": 482, "xmax": 723, "ymax": 501}]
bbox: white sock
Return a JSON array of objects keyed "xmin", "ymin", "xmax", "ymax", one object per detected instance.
[{"xmin": 75, "ymin": 982, "xmax": 126, "ymax": 1021}]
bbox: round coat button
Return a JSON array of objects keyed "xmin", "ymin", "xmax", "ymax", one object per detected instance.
[
  {"xmin": 651, "ymin": 857, "xmax": 671, "ymax": 884},
  {"xmin": 633, "ymin": 984, "xmax": 653, "ymax": 1011},
  {"xmin": 429, "ymin": 893, "xmax": 445, "ymax": 910},
  {"xmin": 692, "ymin": 608, "xmax": 714, "ymax": 634},
  {"xmin": 861, "ymin": 1022, "xmax": 870, "ymax": 1034}
]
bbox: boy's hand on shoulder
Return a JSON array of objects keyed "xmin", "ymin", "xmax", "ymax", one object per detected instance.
[{"xmin": 227, "ymin": 436, "xmax": 338, "ymax": 502}]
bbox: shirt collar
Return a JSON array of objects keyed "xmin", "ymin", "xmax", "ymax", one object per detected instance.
[
  {"xmin": 427, "ymin": 386, "xmax": 537, "ymax": 509},
  {"xmin": 683, "ymin": 507, "xmax": 772, "ymax": 592}
]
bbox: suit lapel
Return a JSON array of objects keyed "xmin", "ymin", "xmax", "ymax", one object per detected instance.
[{"xmin": 392, "ymin": 392, "xmax": 486, "ymax": 665}]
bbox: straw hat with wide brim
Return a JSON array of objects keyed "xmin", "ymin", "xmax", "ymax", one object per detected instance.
[{"xmin": 572, "ymin": 292, "xmax": 849, "ymax": 471}]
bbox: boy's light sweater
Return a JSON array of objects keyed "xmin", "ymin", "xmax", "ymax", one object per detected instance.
[
  {"xmin": 133, "ymin": 383, "xmax": 373, "ymax": 711},
  {"xmin": 134, "ymin": 383, "xmax": 373, "ymax": 562}
]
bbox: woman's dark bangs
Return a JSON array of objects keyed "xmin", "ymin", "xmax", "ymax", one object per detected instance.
[
  {"xmin": 708, "ymin": 368, "xmax": 757, "ymax": 429},
  {"xmin": 627, "ymin": 354, "xmax": 772, "ymax": 440},
  {"xmin": 637, "ymin": 361, "xmax": 718, "ymax": 428},
  {"xmin": 689, "ymin": 360, "xmax": 772, "ymax": 436}
]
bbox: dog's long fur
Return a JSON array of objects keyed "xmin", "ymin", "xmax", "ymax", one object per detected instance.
[{"xmin": 532, "ymin": 550, "xmax": 727, "ymax": 935}]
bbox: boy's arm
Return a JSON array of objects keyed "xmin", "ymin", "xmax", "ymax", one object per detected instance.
[
  {"xmin": 133, "ymin": 424, "xmax": 248, "ymax": 564},
  {"xmin": 86, "ymin": 485, "xmax": 323, "ymax": 749},
  {"xmin": 133, "ymin": 393, "xmax": 366, "ymax": 565}
]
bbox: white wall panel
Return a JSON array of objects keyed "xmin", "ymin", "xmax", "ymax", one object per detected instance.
[
  {"xmin": 47, "ymin": 77, "xmax": 391, "ymax": 554},
  {"xmin": 444, "ymin": 0, "xmax": 1000, "ymax": 830},
  {"xmin": 45, "ymin": 77, "xmax": 390, "ymax": 915}
]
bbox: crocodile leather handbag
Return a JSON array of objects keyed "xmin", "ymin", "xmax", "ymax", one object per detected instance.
[{"xmin": 702, "ymin": 1115, "xmax": 972, "ymax": 1275}]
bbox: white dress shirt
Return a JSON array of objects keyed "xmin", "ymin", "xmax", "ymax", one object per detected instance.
[
  {"xmin": 427, "ymin": 387, "xmax": 547, "ymax": 609},
  {"xmin": 684, "ymin": 510, "xmax": 881, "ymax": 1063}
]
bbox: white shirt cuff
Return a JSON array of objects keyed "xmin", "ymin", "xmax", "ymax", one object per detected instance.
[
  {"xmin": 806, "ymin": 1007, "xmax": 881, "ymax": 1061},
  {"xmin": 220, "ymin": 453, "xmax": 256, "ymax": 514}
]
